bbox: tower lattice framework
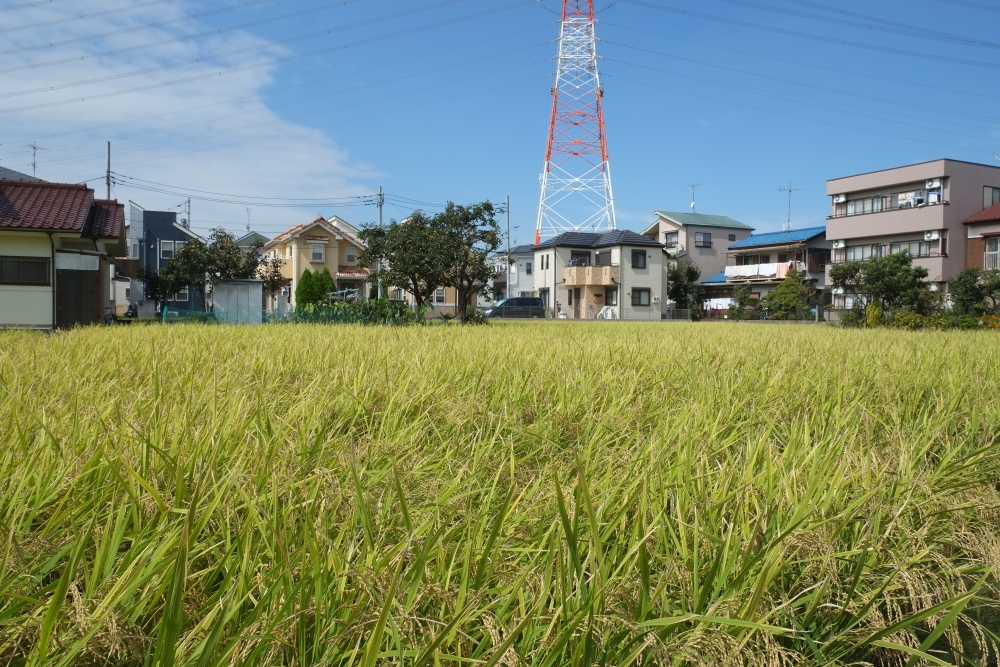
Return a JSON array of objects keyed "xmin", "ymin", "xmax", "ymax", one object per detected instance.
[{"xmin": 535, "ymin": 0, "xmax": 615, "ymax": 244}]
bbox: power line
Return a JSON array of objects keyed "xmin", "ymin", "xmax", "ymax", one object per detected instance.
[
  {"xmin": 0, "ymin": 0, "xmax": 177, "ymax": 34},
  {"xmin": 927, "ymin": 0, "xmax": 1000, "ymax": 12},
  {"xmin": 0, "ymin": 0, "xmax": 74, "ymax": 12},
  {"xmin": 0, "ymin": 0, "xmax": 535, "ymax": 115},
  {"xmin": 618, "ymin": 0, "xmax": 1000, "ymax": 71},
  {"xmin": 0, "ymin": 21, "xmax": 552, "ymax": 151}
]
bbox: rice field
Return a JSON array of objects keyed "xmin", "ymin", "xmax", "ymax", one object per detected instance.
[{"xmin": 2, "ymin": 321, "xmax": 1000, "ymax": 666}]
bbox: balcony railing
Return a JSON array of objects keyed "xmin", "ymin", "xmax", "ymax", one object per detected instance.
[
  {"xmin": 986, "ymin": 252, "xmax": 1000, "ymax": 270},
  {"xmin": 563, "ymin": 264, "xmax": 620, "ymax": 286},
  {"xmin": 724, "ymin": 261, "xmax": 806, "ymax": 281},
  {"xmin": 828, "ymin": 198, "xmax": 948, "ymax": 219}
]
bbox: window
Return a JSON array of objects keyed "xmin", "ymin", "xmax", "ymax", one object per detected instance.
[
  {"xmin": 728, "ymin": 234, "xmax": 736, "ymax": 242},
  {"xmin": 605, "ymin": 288, "xmax": 618, "ymax": 306},
  {"xmin": 287, "ymin": 246, "xmax": 292, "ymax": 258},
  {"xmin": 777, "ymin": 253, "xmax": 790, "ymax": 263},
  {"xmin": 435, "ymin": 288, "xmax": 445, "ymax": 303},
  {"xmin": 519, "ymin": 291, "xmax": 531, "ymax": 297},
  {"xmin": 391, "ymin": 287, "xmax": 403, "ymax": 300},
  {"xmin": 631, "ymin": 249, "xmax": 647, "ymax": 269},
  {"xmin": 567, "ymin": 289, "xmax": 573, "ymax": 306},
  {"xmin": 0, "ymin": 256, "xmax": 50, "ymax": 285},
  {"xmin": 736, "ymin": 254, "xmax": 770, "ymax": 265},
  {"xmin": 570, "ymin": 251, "xmax": 590, "ymax": 266},
  {"xmin": 175, "ymin": 241, "xmax": 185, "ymax": 254},
  {"xmin": 631, "ymin": 288, "xmax": 651, "ymax": 306},
  {"xmin": 544, "ymin": 254, "xmax": 549, "ymax": 270},
  {"xmin": 890, "ymin": 241, "xmax": 933, "ymax": 257},
  {"xmin": 131, "ymin": 243, "xmax": 139, "ymax": 258},
  {"xmin": 160, "ymin": 240, "xmax": 174, "ymax": 259},
  {"xmin": 694, "ymin": 232, "xmax": 712, "ymax": 248},
  {"xmin": 845, "ymin": 244, "xmax": 882, "ymax": 261},
  {"xmin": 987, "ymin": 237, "xmax": 999, "ymax": 253},
  {"xmin": 172, "ymin": 286, "xmax": 189, "ymax": 302},
  {"xmin": 125, "ymin": 287, "xmax": 131, "ymax": 300},
  {"xmin": 346, "ymin": 247, "xmax": 356, "ymax": 263},
  {"xmin": 985, "ymin": 186, "xmax": 1000, "ymax": 210},
  {"xmin": 525, "ymin": 261, "xmax": 533, "ymax": 275},
  {"xmin": 311, "ymin": 244, "xmax": 324, "ymax": 262},
  {"xmin": 665, "ymin": 231, "xmax": 678, "ymax": 248}
]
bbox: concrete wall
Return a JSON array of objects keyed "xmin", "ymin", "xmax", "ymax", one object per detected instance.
[
  {"xmin": 618, "ymin": 245, "xmax": 664, "ymax": 321},
  {"xmin": 0, "ymin": 232, "xmax": 53, "ymax": 329}
]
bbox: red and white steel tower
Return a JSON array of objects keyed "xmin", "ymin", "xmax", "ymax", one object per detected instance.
[{"xmin": 534, "ymin": 0, "xmax": 616, "ymax": 244}]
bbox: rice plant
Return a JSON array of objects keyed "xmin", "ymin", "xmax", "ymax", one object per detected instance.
[{"xmin": 1, "ymin": 322, "xmax": 1000, "ymax": 666}]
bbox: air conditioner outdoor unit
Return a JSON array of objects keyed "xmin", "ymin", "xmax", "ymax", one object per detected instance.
[
  {"xmin": 926, "ymin": 178, "xmax": 942, "ymax": 189},
  {"xmin": 652, "ymin": 295, "xmax": 660, "ymax": 303},
  {"xmin": 832, "ymin": 240, "xmax": 845, "ymax": 249},
  {"xmin": 833, "ymin": 194, "xmax": 847, "ymax": 204},
  {"xmin": 924, "ymin": 231, "xmax": 940, "ymax": 241}
]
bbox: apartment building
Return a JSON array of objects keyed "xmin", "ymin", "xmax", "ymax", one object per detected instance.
[
  {"xmin": 826, "ymin": 159, "xmax": 1000, "ymax": 305},
  {"xmin": 533, "ymin": 230, "xmax": 665, "ymax": 319}
]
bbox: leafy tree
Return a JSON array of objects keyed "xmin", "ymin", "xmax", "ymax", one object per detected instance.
[
  {"xmin": 296, "ymin": 269, "xmax": 315, "ymax": 306},
  {"xmin": 257, "ymin": 255, "xmax": 286, "ymax": 307},
  {"xmin": 829, "ymin": 251, "xmax": 929, "ymax": 314},
  {"xmin": 762, "ymin": 268, "xmax": 812, "ymax": 319},
  {"xmin": 159, "ymin": 228, "xmax": 267, "ymax": 306},
  {"xmin": 359, "ymin": 211, "xmax": 451, "ymax": 307},
  {"xmin": 948, "ymin": 267, "xmax": 985, "ymax": 314},
  {"xmin": 727, "ymin": 284, "xmax": 760, "ymax": 321},
  {"xmin": 315, "ymin": 267, "xmax": 336, "ymax": 301},
  {"xmin": 979, "ymin": 269, "xmax": 1000, "ymax": 311},
  {"xmin": 667, "ymin": 260, "xmax": 702, "ymax": 309},
  {"xmin": 138, "ymin": 267, "xmax": 185, "ymax": 306},
  {"xmin": 437, "ymin": 201, "xmax": 503, "ymax": 322}
]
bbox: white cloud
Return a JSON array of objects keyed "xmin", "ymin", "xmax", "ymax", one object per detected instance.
[{"xmin": 0, "ymin": 0, "xmax": 380, "ymax": 237}]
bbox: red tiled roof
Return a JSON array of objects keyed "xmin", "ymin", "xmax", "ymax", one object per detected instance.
[
  {"xmin": 0, "ymin": 180, "xmax": 93, "ymax": 231},
  {"xmin": 83, "ymin": 199, "xmax": 125, "ymax": 238},
  {"xmin": 965, "ymin": 201, "xmax": 1000, "ymax": 224},
  {"xmin": 337, "ymin": 265, "xmax": 370, "ymax": 277},
  {"xmin": 267, "ymin": 217, "xmax": 366, "ymax": 249}
]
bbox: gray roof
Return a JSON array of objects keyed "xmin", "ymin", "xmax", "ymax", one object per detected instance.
[
  {"xmin": 654, "ymin": 210, "xmax": 754, "ymax": 230},
  {"xmin": 236, "ymin": 230, "xmax": 270, "ymax": 246},
  {"xmin": 0, "ymin": 166, "xmax": 43, "ymax": 182},
  {"xmin": 535, "ymin": 229, "xmax": 663, "ymax": 249}
]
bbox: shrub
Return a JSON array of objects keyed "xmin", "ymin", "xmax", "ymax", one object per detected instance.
[
  {"xmin": 981, "ymin": 314, "xmax": 1000, "ymax": 330},
  {"xmin": 890, "ymin": 309, "xmax": 925, "ymax": 330},
  {"xmin": 865, "ymin": 302, "xmax": 884, "ymax": 328},
  {"xmin": 838, "ymin": 305, "xmax": 864, "ymax": 328}
]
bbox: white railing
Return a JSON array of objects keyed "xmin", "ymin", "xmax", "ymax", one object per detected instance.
[
  {"xmin": 724, "ymin": 261, "xmax": 806, "ymax": 280},
  {"xmin": 986, "ymin": 252, "xmax": 1000, "ymax": 270}
]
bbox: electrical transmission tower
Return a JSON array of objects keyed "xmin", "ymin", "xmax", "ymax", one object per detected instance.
[{"xmin": 534, "ymin": 0, "xmax": 615, "ymax": 244}]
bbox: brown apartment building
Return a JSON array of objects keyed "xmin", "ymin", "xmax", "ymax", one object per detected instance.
[{"xmin": 826, "ymin": 159, "xmax": 1000, "ymax": 307}]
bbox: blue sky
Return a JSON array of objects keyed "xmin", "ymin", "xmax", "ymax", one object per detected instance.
[{"xmin": 1, "ymin": 0, "xmax": 998, "ymax": 245}]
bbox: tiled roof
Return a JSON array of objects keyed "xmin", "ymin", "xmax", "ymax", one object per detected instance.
[
  {"xmin": 965, "ymin": 202, "xmax": 1000, "ymax": 224},
  {"xmin": 701, "ymin": 270, "xmax": 727, "ymax": 284},
  {"xmin": 535, "ymin": 229, "xmax": 663, "ymax": 249},
  {"xmin": 0, "ymin": 180, "xmax": 94, "ymax": 231},
  {"xmin": 337, "ymin": 265, "xmax": 370, "ymax": 277},
  {"xmin": 728, "ymin": 226, "xmax": 826, "ymax": 249},
  {"xmin": 0, "ymin": 167, "xmax": 43, "ymax": 182},
  {"xmin": 83, "ymin": 199, "xmax": 125, "ymax": 238},
  {"xmin": 267, "ymin": 217, "xmax": 366, "ymax": 248},
  {"xmin": 654, "ymin": 211, "xmax": 754, "ymax": 230}
]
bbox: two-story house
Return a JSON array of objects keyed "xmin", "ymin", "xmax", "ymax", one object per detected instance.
[
  {"xmin": 0, "ymin": 177, "xmax": 125, "ymax": 328},
  {"xmin": 642, "ymin": 210, "xmax": 754, "ymax": 277},
  {"xmin": 127, "ymin": 203, "xmax": 204, "ymax": 313},
  {"xmin": 480, "ymin": 244, "xmax": 536, "ymax": 308},
  {"xmin": 264, "ymin": 216, "xmax": 370, "ymax": 306},
  {"xmin": 533, "ymin": 230, "xmax": 665, "ymax": 319},
  {"xmin": 826, "ymin": 159, "xmax": 1000, "ymax": 306},
  {"xmin": 701, "ymin": 226, "xmax": 831, "ymax": 313},
  {"xmin": 963, "ymin": 196, "xmax": 1000, "ymax": 271}
]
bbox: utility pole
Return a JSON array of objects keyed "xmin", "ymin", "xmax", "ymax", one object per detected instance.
[
  {"xmin": 506, "ymin": 194, "xmax": 511, "ymax": 299},
  {"xmin": 687, "ymin": 183, "xmax": 703, "ymax": 214},
  {"xmin": 778, "ymin": 181, "xmax": 807, "ymax": 232},
  {"xmin": 106, "ymin": 142, "xmax": 111, "ymax": 199},
  {"xmin": 377, "ymin": 186, "xmax": 384, "ymax": 299},
  {"xmin": 186, "ymin": 197, "xmax": 191, "ymax": 229}
]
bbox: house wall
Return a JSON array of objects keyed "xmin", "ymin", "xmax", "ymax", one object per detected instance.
[
  {"xmin": 268, "ymin": 229, "xmax": 367, "ymax": 305},
  {"xmin": 618, "ymin": 245, "xmax": 664, "ymax": 320},
  {"xmin": 0, "ymin": 231, "xmax": 53, "ymax": 329}
]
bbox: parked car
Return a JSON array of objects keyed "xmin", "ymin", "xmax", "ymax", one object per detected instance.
[{"xmin": 483, "ymin": 297, "xmax": 545, "ymax": 319}]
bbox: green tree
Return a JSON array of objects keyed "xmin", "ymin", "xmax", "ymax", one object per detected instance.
[
  {"xmin": 257, "ymin": 255, "xmax": 286, "ymax": 308},
  {"xmin": 667, "ymin": 260, "xmax": 702, "ymax": 309},
  {"xmin": 762, "ymin": 268, "xmax": 812, "ymax": 319},
  {"xmin": 982, "ymin": 269, "xmax": 1000, "ymax": 311},
  {"xmin": 359, "ymin": 211, "xmax": 451, "ymax": 308},
  {"xmin": 296, "ymin": 269, "xmax": 314, "ymax": 307},
  {"xmin": 727, "ymin": 284, "xmax": 760, "ymax": 321},
  {"xmin": 315, "ymin": 267, "xmax": 336, "ymax": 302},
  {"xmin": 437, "ymin": 201, "xmax": 503, "ymax": 322},
  {"xmin": 829, "ymin": 251, "xmax": 929, "ymax": 314},
  {"xmin": 948, "ymin": 267, "xmax": 985, "ymax": 314},
  {"xmin": 160, "ymin": 228, "xmax": 267, "ymax": 307}
]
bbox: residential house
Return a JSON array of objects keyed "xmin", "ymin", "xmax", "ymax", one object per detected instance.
[
  {"xmin": 963, "ymin": 200, "xmax": 1000, "ymax": 271},
  {"xmin": 533, "ymin": 230, "xmax": 665, "ymax": 319},
  {"xmin": 127, "ymin": 203, "xmax": 205, "ymax": 312},
  {"xmin": 700, "ymin": 226, "xmax": 831, "ymax": 315},
  {"xmin": 480, "ymin": 243, "xmax": 536, "ymax": 307},
  {"xmin": 263, "ymin": 216, "xmax": 370, "ymax": 306},
  {"xmin": 0, "ymin": 178, "xmax": 125, "ymax": 328},
  {"xmin": 236, "ymin": 230, "xmax": 270, "ymax": 251},
  {"xmin": 826, "ymin": 158, "xmax": 1000, "ymax": 306},
  {"xmin": 641, "ymin": 210, "xmax": 754, "ymax": 280},
  {"xmin": 0, "ymin": 166, "xmax": 43, "ymax": 183}
]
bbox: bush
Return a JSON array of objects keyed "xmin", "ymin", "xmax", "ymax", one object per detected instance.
[
  {"xmin": 838, "ymin": 305, "xmax": 864, "ymax": 328},
  {"xmin": 865, "ymin": 302, "xmax": 884, "ymax": 328},
  {"xmin": 981, "ymin": 314, "xmax": 1000, "ymax": 330},
  {"xmin": 463, "ymin": 305, "xmax": 489, "ymax": 325},
  {"xmin": 923, "ymin": 313, "xmax": 983, "ymax": 331},
  {"xmin": 890, "ymin": 309, "xmax": 925, "ymax": 330},
  {"xmin": 286, "ymin": 299, "xmax": 421, "ymax": 326}
]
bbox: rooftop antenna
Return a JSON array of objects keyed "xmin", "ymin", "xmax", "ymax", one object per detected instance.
[
  {"xmin": 23, "ymin": 142, "xmax": 45, "ymax": 178},
  {"xmin": 778, "ymin": 181, "xmax": 806, "ymax": 232},
  {"xmin": 687, "ymin": 183, "xmax": 703, "ymax": 214}
]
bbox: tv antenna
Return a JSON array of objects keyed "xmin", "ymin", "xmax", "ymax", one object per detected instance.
[
  {"xmin": 23, "ymin": 142, "xmax": 46, "ymax": 177},
  {"xmin": 778, "ymin": 181, "xmax": 806, "ymax": 231},
  {"xmin": 687, "ymin": 183, "xmax": 703, "ymax": 214}
]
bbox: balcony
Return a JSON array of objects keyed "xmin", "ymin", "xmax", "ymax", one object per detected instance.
[
  {"xmin": 724, "ymin": 261, "xmax": 806, "ymax": 281},
  {"xmin": 564, "ymin": 264, "xmax": 620, "ymax": 286}
]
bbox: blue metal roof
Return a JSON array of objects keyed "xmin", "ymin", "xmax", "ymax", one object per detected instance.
[
  {"xmin": 728, "ymin": 226, "xmax": 826, "ymax": 249},
  {"xmin": 701, "ymin": 270, "xmax": 726, "ymax": 284}
]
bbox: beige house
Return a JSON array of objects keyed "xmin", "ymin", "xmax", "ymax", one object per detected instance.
[
  {"xmin": 826, "ymin": 158, "xmax": 1000, "ymax": 306},
  {"xmin": 642, "ymin": 211, "xmax": 754, "ymax": 278},
  {"xmin": 264, "ymin": 216, "xmax": 370, "ymax": 306},
  {"xmin": 533, "ymin": 230, "xmax": 666, "ymax": 320}
]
